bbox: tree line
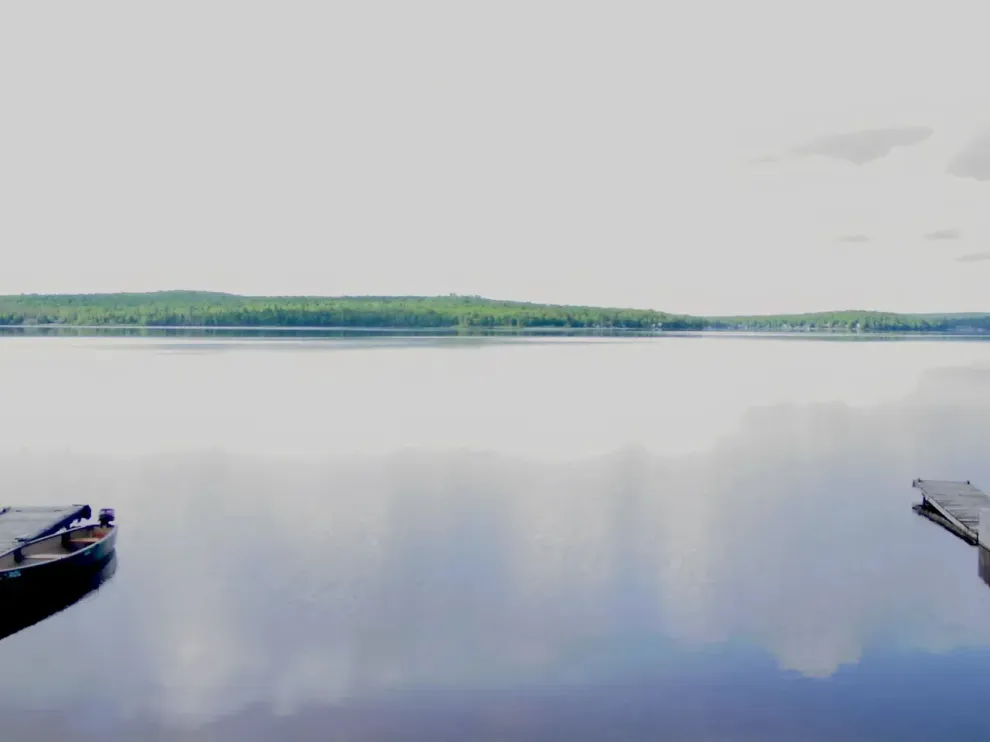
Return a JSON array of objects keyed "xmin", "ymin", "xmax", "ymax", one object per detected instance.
[
  {"xmin": 0, "ymin": 292, "xmax": 700, "ymax": 329},
  {"xmin": 0, "ymin": 292, "xmax": 987, "ymax": 332},
  {"xmin": 702, "ymin": 311, "xmax": 977, "ymax": 332}
]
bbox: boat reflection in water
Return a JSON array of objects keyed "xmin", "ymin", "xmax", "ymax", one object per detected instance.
[{"xmin": 0, "ymin": 552, "xmax": 117, "ymax": 642}]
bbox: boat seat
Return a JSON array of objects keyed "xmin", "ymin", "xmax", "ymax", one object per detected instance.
[
  {"xmin": 23, "ymin": 554, "xmax": 62, "ymax": 560},
  {"xmin": 70, "ymin": 538, "xmax": 101, "ymax": 544}
]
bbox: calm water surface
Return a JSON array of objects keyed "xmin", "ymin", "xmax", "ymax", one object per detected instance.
[{"xmin": 2, "ymin": 335, "xmax": 990, "ymax": 740}]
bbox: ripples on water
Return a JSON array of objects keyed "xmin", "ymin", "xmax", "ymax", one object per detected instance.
[{"xmin": 2, "ymin": 336, "xmax": 990, "ymax": 740}]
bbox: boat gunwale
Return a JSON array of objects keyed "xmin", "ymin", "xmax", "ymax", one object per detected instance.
[{"xmin": 0, "ymin": 524, "xmax": 116, "ymax": 575}]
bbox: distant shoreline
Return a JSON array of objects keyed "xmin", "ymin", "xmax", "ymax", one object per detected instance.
[
  {"xmin": 3, "ymin": 325, "xmax": 990, "ymax": 341},
  {"xmin": 2, "ymin": 292, "xmax": 990, "ymax": 333}
]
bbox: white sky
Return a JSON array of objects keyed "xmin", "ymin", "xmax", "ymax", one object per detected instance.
[{"xmin": 1, "ymin": 1, "xmax": 989, "ymax": 314}]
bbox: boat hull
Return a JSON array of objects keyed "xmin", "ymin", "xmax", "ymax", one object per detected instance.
[
  {"xmin": 0, "ymin": 527, "xmax": 117, "ymax": 598},
  {"xmin": 0, "ymin": 554, "xmax": 117, "ymax": 640}
]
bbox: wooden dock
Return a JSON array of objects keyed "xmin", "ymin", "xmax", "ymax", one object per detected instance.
[
  {"xmin": 0, "ymin": 505, "xmax": 92, "ymax": 555},
  {"xmin": 912, "ymin": 479, "xmax": 990, "ymax": 546}
]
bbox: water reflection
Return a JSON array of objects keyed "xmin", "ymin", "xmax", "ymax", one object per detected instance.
[
  {"xmin": 4, "ymin": 325, "xmax": 990, "ymax": 343},
  {"xmin": 0, "ymin": 341, "xmax": 989, "ymax": 739},
  {"xmin": 4, "ymin": 336, "xmax": 988, "ymax": 460},
  {"xmin": 0, "ymin": 437, "xmax": 988, "ymax": 736},
  {"xmin": 0, "ymin": 554, "xmax": 118, "ymax": 642}
]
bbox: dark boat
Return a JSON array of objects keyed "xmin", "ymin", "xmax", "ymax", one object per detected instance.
[
  {"xmin": 0, "ymin": 508, "xmax": 117, "ymax": 596},
  {"xmin": 0, "ymin": 553, "xmax": 118, "ymax": 641}
]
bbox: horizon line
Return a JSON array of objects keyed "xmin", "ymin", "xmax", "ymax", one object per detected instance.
[{"xmin": 0, "ymin": 289, "xmax": 987, "ymax": 319}]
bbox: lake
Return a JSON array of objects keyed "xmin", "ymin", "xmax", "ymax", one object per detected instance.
[{"xmin": 2, "ymin": 334, "xmax": 990, "ymax": 740}]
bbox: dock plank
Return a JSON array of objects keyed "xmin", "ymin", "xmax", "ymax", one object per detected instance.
[
  {"xmin": 0, "ymin": 505, "xmax": 91, "ymax": 555},
  {"xmin": 913, "ymin": 479, "xmax": 990, "ymax": 545}
]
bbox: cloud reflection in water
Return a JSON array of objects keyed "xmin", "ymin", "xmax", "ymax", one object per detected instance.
[{"xmin": 1, "ymin": 343, "xmax": 990, "ymax": 739}]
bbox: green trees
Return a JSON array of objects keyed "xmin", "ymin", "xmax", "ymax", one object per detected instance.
[
  {"xmin": 0, "ymin": 292, "xmax": 702, "ymax": 330},
  {"xmin": 0, "ymin": 292, "xmax": 987, "ymax": 332},
  {"xmin": 702, "ymin": 311, "xmax": 967, "ymax": 332}
]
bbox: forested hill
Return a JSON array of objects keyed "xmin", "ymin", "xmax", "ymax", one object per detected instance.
[
  {"xmin": 0, "ymin": 292, "xmax": 988, "ymax": 332},
  {"xmin": 703, "ymin": 310, "xmax": 990, "ymax": 332},
  {"xmin": 0, "ymin": 292, "xmax": 698, "ymax": 329}
]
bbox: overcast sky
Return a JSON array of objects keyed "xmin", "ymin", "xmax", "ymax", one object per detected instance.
[{"xmin": 1, "ymin": 1, "xmax": 988, "ymax": 314}]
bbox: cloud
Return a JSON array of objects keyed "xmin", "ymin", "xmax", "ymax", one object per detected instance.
[
  {"xmin": 790, "ymin": 126, "xmax": 933, "ymax": 165},
  {"xmin": 925, "ymin": 228, "xmax": 961, "ymax": 241},
  {"xmin": 749, "ymin": 153, "xmax": 781, "ymax": 166},
  {"xmin": 947, "ymin": 130, "xmax": 990, "ymax": 181},
  {"xmin": 836, "ymin": 234, "xmax": 870, "ymax": 243},
  {"xmin": 955, "ymin": 252, "xmax": 990, "ymax": 263}
]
